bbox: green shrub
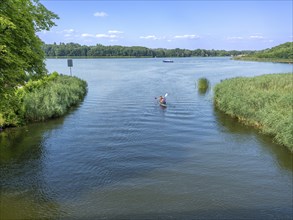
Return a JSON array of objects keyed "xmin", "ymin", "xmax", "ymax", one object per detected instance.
[
  {"xmin": 214, "ymin": 73, "xmax": 293, "ymax": 151},
  {"xmin": 0, "ymin": 113, "xmax": 4, "ymax": 127}
]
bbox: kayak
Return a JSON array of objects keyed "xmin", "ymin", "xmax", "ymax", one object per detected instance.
[{"xmin": 159, "ymin": 102, "xmax": 167, "ymax": 107}]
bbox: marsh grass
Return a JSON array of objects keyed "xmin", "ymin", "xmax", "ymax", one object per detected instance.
[
  {"xmin": 0, "ymin": 73, "xmax": 87, "ymax": 128},
  {"xmin": 214, "ymin": 73, "xmax": 293, "ymax": 151},
  {"xmin": 23, "ymin": 75, "xmax": 87, "ymax": 121},
  {"xmin": 197, "ymin": 78, "xmax": 210, "ymax": 94}
]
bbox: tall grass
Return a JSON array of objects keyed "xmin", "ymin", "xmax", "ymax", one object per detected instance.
[
  {"xmin": 214, "ymin": 73, "xmax": 293, "ymax": 151},
  {"xmin": 23, "ymin": 75, "xmax": 87, "ymax": 121}
]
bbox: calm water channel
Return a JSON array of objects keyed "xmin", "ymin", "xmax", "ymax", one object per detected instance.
[{"xmin": 1, "ymin": 57, "xmax": 292, "ymax": 219}]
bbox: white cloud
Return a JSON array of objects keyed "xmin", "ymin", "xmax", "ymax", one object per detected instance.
[
  {"xmin": 81, "ymin": 31, "xmax": 123, "ymax": 39},
  {"xmin": 173, "ymin": 34, "xmax": 200, "ymax": 39},
  {"xmin": 81, "ymin": 33, "xmax": 95, "ymax": 38},
  {"xmin": 81, "ymin": 30, "xmax": 123, "ymax": 39},
  {"xmin": 108, "ymin": 30, "xmax": 123, "ymax": 34},
  {"xmin": 63, "ymin": 29, "xmax": 75, "ymax": 33},
  {"xmin": 140, "ymin": 35, "xmax": 165, "ymax": 40},
  {"xmin": 227, "ymin": 35, "xmax": 268, "ymax": 41},
  {"xmin": 58, "ymin": 29, "xmax": 76, "ymax": 38},
  {"xmin": 140, "ymin": 35, "xmax": 157, "ymax": 40},
  {"xmin": 96, "ymin": 34, "xmax": 118, "ymax": 39},
  {"xmin": 249, "ymin": 35, "xmax": 264, "ymax": 39},
  {"xmin": 94, "ymin": 12, "xmax": 108, "ymax": 17},
  {"xmin": 227, "ymin": 36, "xmax": 244, "ymax": 40}
]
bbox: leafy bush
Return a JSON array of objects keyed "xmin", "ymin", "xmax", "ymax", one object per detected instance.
[
  {"xmin": 214, "ymin": 73, "xmax": 293, "ymax": 151},
  {"xmin": 0, "ymin": 90, "xmax": 24, "ymax": 127}
]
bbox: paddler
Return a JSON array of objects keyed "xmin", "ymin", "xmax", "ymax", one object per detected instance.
[{"xmin": 159, "ymin": 95, "xmax": 166, "ymax": 104}]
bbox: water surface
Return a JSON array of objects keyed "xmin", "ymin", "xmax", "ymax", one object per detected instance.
[{"xmin": 1, "ymin": 58, "xmax": 292, "ymax": 219}]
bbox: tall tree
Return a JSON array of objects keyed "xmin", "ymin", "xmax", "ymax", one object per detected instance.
[{"xmin": 0, "ymin": 0, "xmax": 58, "ymax": 93}]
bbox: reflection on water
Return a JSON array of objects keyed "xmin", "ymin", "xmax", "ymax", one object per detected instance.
[
  {"xmin": 0, "ymin": 118, "xmax": 66, "ymax": 219},
  {"xmin": 0, "ymin": 117, "xmax": 65, "ymax": 164},
  {"xmin": 198, "ymin": 87, "xmax": 209, "ymax": 95},
  {"xmin": 214, "ymin": 107, "xmax": 293, "ymax": 171},
  {"xmin": 1, "ymin": 195, "xmax": 62, "ymax": 220}
]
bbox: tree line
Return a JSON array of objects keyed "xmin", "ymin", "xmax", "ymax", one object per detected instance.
[
  {"xmin": 245, "ymin": 42, "xmax": 293, "ymax": 59},
  {"xmin": 233, "ymin": 42, "xmax": 293, "ymax": 63},
  {"xmin": 43, "ymin": 43, "xmax": 254, "ymax": 58}
]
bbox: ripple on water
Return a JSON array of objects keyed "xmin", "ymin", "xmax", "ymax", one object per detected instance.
[{"xmin": 1, "ymin": 58, "xmax": 292, "ymax": 219}]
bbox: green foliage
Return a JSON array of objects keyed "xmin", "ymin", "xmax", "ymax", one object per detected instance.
[
  {"xmin": 0, "ymin": 89, "xmax": 24, "ymax": 127},
  {"xmin": 233, "ymin": 42, "xmax": 293, "ymax": 63},
  {"xmin": 43, "ymin": 43, "xmax": 254, "ymax": 58},
  {"xmin": 0, "ymin": 114, "xmax": 4, "ymax": 126},
  {"xmin": 0, "ymin": 0, "xmax": 59, "ymax": 93},
  {"xmin": 214, "ymin": 73, "xmax": 293, "ymax": 151}
]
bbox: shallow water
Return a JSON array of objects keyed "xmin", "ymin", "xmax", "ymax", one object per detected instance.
[{"xmin": 0, "ymin": 57, "xmax": 292, "ymax": 219}]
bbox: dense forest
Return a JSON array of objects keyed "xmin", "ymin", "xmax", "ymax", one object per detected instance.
[
  {"xmin": 233, "ymin": 42, "xmax": 293, "ymax": 62},
  {"xmin": 42, "ymin": 43, "xmax": 254, "ymax": 58}
]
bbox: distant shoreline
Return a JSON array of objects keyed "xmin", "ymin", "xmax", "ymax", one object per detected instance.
[
  {"xmin": 45, "ymin": 56, "xmax": 153, "ymax": 59},
  {"xmin": 45, "ymin": 56, "xmax": 293, "ymax": 64}
]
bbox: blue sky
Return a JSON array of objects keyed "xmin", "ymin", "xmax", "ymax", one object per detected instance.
[{"xmin": 38, "ymin": 0, "xmax": 292, "ymax": 50}]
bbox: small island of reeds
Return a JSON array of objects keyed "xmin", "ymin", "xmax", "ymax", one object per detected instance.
[{"xmin": 214, "ymin": 73, "xmax": 293, "ymax": 151}]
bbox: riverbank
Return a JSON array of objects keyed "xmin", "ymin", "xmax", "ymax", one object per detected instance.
[
  {"xmin": 0, "ymin": 72, "xmax": 87, "ymax": 129},
  {"xmin": 214, "ymin": 73, "xmax": 293, "ymax": 151}
]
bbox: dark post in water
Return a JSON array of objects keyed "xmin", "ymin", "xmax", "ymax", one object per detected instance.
[{"xmin": 67, "ymin": 59, "xmax": 73, "ymax": 76}]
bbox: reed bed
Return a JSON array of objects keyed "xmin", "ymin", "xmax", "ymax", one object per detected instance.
[
  {"xmin": 214, "ymin": 73, "xmax": 293, "ymax": 151},
  {"xmin": 0, "ymin": 73, "xmax": 87, "ymax": 128},
  {"xmin": 23, "ymin": 75, "xmax": 87, "ymax": 121}
]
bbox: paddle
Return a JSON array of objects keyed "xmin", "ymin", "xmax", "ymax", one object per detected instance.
[{"xmin": 155, "ymin": 93, "xmax": 168, "ymax": 99}]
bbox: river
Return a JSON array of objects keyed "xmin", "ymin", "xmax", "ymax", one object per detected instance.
[{"xmin": 0, "ymin": 57, "xmax": 292, "ymax": 219}]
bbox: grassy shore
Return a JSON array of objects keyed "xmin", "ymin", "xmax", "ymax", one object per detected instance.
[
  {"xmin": 214, "ymin": 73, "xmax": 293, "ymax": 151},
  {"xmin": 232, "ymin": 56, "xmax": 293, "ymax": 64}
]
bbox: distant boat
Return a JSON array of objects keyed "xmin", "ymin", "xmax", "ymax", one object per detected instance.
[{"xmin": 163, "ymin": 59, "xmax": 174, "ymax": 63}]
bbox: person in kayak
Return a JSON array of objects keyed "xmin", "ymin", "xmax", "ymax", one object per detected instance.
[{"xmin": 159, "ymin": 96, "xmax": 166, "ymax": 104}]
